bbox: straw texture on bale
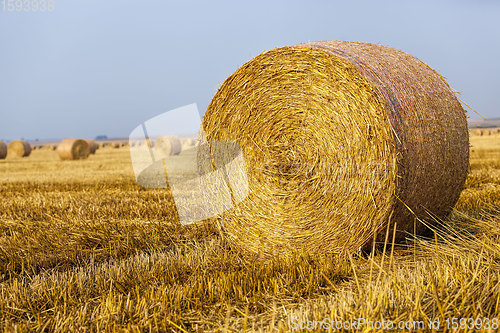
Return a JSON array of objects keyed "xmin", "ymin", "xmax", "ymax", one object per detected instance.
[
  {"xmin": 86, "ymin": 140, "xmax": 99, "ymax": 154},
  {"xmin": 154, "ymin": 136, "xmax": 182, "ymax": 156},
  {"xmin": 56, "ymin": 139, "xmax": 90, "ymax": 160},
  {"xmin": 8, "ymin": 140, "xmax": 32, "ymax": 158},
  {"xmin": 0, "ymin": 141, "xmax": 6, "ymax": 159},
  {"xmin": 200, "ymin": 41, "xmax": 469, "ymax": 257}
]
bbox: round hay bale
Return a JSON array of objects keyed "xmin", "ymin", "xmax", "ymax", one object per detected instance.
[
  {"xmin": 155, "ymin": 136, "xmax": 182, "ymax": 156},
  {"xmin": 200, "ymin": 41, "xmax": 468, "ymax": 257},
  {"xmin": 109, "ymin": 142, "xmax": 120, "ymax": 149},
  {"xmin": 56, "ymin": 139, "xmax": 90, "ymax": 160},
  {"xmin": 40, "ymin": 144, "xmax": 55, "ymax": 151},
  {"xmin": 481, "ymin": 129, "xmax": 491, "ymax": 136},
  {"xmin": 0, "ymin": 141, "xmax": 7, "ymax": 159},
  {"xmin": 182, "ymin": 138, "xmax": 195, "ymax": 147},
  {"xmin": 470, "ymin": 129, "xmax": 482, "ymax": 136},
  {"xmin": 8, "ymin": 140, "xmax": 32, "ymax": 158},
  {"xmin": 86, "ymin": 139, "xmax": 99, "ymax": 154}
]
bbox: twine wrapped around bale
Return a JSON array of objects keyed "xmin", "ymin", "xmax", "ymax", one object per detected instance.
[
  {"xmin": 8, "ymin": 140, "xmax": 32, "ymax": 158},
  {"xmin": 86, "ymin": 140, "xmax": 99, "ymax": 154},
  {"xmin": 0, "ymin": 141, "xmax": 7, "ymax": 159},
  {"xmin": 155, "ymin": 136, "xmax": 182, "ymax": 156},
  {"xmin": 56, "ymin": 139, "xmax": 90, "ymax": 160},
  {"xmin": 200, "ymin": 40, "xmax": 468, "ymax": 257}
]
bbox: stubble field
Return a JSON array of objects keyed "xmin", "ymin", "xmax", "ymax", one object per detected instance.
[{"xmin": 0, "ymin": 135, "xmax": 499, "ymax": 332}]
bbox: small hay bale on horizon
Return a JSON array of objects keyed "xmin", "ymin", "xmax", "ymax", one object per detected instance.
[
  {"xmin": 481, "ymin": 129, "xmax": 491, "ymax": 136},
  {"xmin": 469, "ymin": 129, "xmax": 482, "ymax": 136},
  {"xmin": 56, "ymin": 139, "xmax": 90, "ymax": 160},
  {"xmin": 154, "ymin": 136, "xmax": 182, "ymax": 156},
  {"xmin": 0, "ymin": 141, "xmax": 7, "ymax": 159},
  {"xmin": 40, "ymin": 144, "xmax": 56, "ymax": 151},
  {"xmin": 86, "ymin": 139, "xmax": 99, "ymax": 154},
  {"xmin": 8, "ymin": 140, "xmax": 32, "ymax": 158},
  {"xmin": 182, "ymin": 138, "xmax": 195, "ymax": 147},
  {"xmin": 200, "ymin": 40, "xmax": 468, "ymax": 258}
]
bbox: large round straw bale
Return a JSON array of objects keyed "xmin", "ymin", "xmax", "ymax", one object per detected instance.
[
  {"xmin": 8, "ymin": 140, "xmax": 32, "ymax": 158},
  {"xmin": 0, "ymin": 141, "xmax": 7, "ymax": 159},
  {"xmin": 56, "ymin": 139, "xmax": 90, "ymax": 160},
  {"xmin": 86, "ymin": 139, "xmax": 99, "ymax": 154},
  {"xmin": 155, "ymin": 136, "xmax": 182, "ymax": 156},
  {"xmin": 200, "ymin": 41, "xmax": 468, "ymax": 257}
]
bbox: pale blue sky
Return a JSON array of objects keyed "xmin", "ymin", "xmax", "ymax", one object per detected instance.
[{"xmin": 1, "ymin": 0, "xmax": 499, "ymax": 141}]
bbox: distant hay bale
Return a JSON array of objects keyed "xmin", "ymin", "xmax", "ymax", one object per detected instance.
[
  {"xmin": 56, "ymin": 139, "xmax": 90, "ymax": 160},
  {"xmin": 40, "ymin": 144, "xmax": 55, "ymax": 151},
  {"xmin": 8, "ymin": 140, "xmax": 32, "ymax": 158},
  {"xmin": 154, "ymin": 136, "xmax": 182, "ymax": 156},
  {"xmin": 111, "ymin": 142, "xmax": 121, "ymax": 149},
  {"xmin": 470, "ymin": 129, "xmax": 482, "ymax": 136},
  {"xmin": 199, "ymin": 41, "xmax": 468, "ymax": 257},
  {"xmin": 86, "ymin": 140, "xmax": 99, "ymax": 154},
  {"xmin": 482, "ymin": 129, "xmax": 491, "ymax": 136},
  {"xmin": 0, "ymin": 141, "xmax": 6, "ymax": 159},
  {"xmin": 136, "ymin": 139, "xmax": 152, "ymax": 148},
  {"xmin": 182, "ymin": 138, "xmax": 195, "ymax": 147}
]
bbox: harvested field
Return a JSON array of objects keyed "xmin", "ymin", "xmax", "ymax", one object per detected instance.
[{"xmin": 0, "ymin": 135, "xmax": 498, "ymax": 331}]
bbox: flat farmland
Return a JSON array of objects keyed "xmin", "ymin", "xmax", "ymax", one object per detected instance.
[{"xmin": 0, "ymin": 136, "xmax": 499, "ymax": 331}]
